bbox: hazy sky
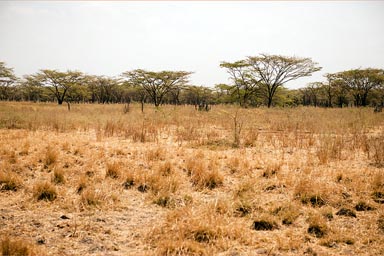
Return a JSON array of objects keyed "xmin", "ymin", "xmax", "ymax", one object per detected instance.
[{"xmin": 1, "ymin": 1, "xmax": 383, "ymax": 88}]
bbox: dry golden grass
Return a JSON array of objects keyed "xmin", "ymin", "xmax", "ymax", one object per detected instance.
[
  {"xmin": 0, "ymin": 102, "xmax": 383, "ymax": 255},
  {"xmin": 0, "ymin": 235, "xmax": 42, "ymax": 256}
]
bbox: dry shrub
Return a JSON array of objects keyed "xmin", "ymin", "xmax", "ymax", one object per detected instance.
[
  {"xmin": 271, "ymin": 203, "xmax": 301, "ymax": 225},
  {"xmin": 104, "ymin": 120, "xmax": 119, "ymax": 137},
  {"xmin": 135, "ymin": 168, "xmax": 180, "ymax": 196},
  {"xmin": 157, "ymin": 161, "xmax": 173, "ymax": 176},
  {"xmin": 149, "ymin": 207, "xmax": 248, "ymax": 254},
  {"xmin": 367, "ymin": 135, "xmax": 384, "ymax": 167},
  {"xmin": 156, "ymin": 239, "xmax": 206, "ymax": 256},
  {"xmin": 44, "ymin": 146, "xmax": 58, "ymax": 167},
  {"xmin": 335, "ymin": 208, "xmax": 356, "ymax": 218},
  {"xmin": 316, "ymin": 135, "xmax": 344, "ymax": 165},
  {"xmin": 319, "ymin": 229, "xmax": 355, "ymax": 247},
  {"xmin": 0, "ymin": 171, "xmax": 22, "ymax": 191},
  {"xmin": 6, "ymin": 151, "xmax": 17, "ymax": 164},
  {"xmin": 33, "ymin": 181, "xmax": 57, "ymax": 201},
  {"xmin": 262, "ymin": 162, "xmax": 282, "ymax": 178},
  {"xmin": 378, "ymin": 215, "xmax": 384, "ymax": 233},
  {"xmin": 307, "ymin": 214, "xmax": 328, "ymax": 238},
  {"xmin": 227, "ymin": 156, "xmax": 240, "ymax": 174},
  {"xmin": 227, "ymin": 155, "xmax": 251, "ymax": 175},
  {"xmin": 80, "ymin": 187, "xmax": 105, "ymax": 207},
  {"xmin": 232, "ymin": 180, "xmax": 258, "ymax": 217},
  {"xmin": 294, "ymin": 178, "xmax": 330, "ymax": 207},
  {"xmin": 105, "ymin": 162, "xmax": 122, "ymax": 179},
  {"xmin": 371, "ymin": 171, "xmax": 384, "ymax": 204},
  {"xmin": 1, "ymin": 236, "xmax": 39, "ymax": 256},
  {"xmin": 355, "ymin": 201, "xmax": 375, "ymax": 211},
  {"xmin": 252, "ymin": 214, "xmax": 279, "ymax": 231},
  {"xmin": 122, "ymin": 171, "xmax": 135, "ymax": 189},
  {"xmin": 19, "ymin": 141, "xmax": 30, "ymax": 156},
  {"xmin": 76, "ymin": 175, "xmax": 88, "ymax": 194},
  {"xmin": 243, "ymin": 129, "xmax": 259, "ymax": 147},
  {"xmin": 320, "ymin": 206, "xmax": 334, "ymax": 220},
  {"xmin": 146, "ymin": 147, "xmax": 165, "ymax": 162},
  {"xmin": 176, "ymin": 124, "xmax": 200, "ymax": 143},
  {"xmin": 51, "ymin": 168, "xmax": 65, "ymax": 184},
  {"xmin": 187, "ymin": 158, "xmax": 223, "ymax": 190}
]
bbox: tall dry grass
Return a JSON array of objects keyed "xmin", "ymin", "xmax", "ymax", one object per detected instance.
[{"xmin": 0, "ymin": 102, "xmax": 383, "ymax": 255}]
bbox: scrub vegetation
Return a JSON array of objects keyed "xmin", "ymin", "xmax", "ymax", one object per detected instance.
[{"xmin": 0, "ymin": 102, "xmax": 383, "ymax": 255}]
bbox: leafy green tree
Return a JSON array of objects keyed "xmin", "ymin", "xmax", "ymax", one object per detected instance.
[
  {"xmin": 220, "ymin": 61, "xmax": 258, "ymax": 107},
  {"xmin": 214, "ymin": 83, "xmax": 236, "ymax": 104},
  {"xmin": 330, "ymin": 68, "xmax": 384, "ymax": 107},
  {"xmin": 247, "ymin": 54, "xmax": 321, "ymax": 107},
  {"xmin": 27, "ymin": 70, "xmax": 84, "ymax": 104},
  {"xmin": 182, "ymin": 85, "xmax": 213, "ymax": 106},
  {"xmin": 122, "ymin": 69, "xmax": 191, "ymax": 107},
  {"xmin": 0, "ymin": 62, "xmax": 18, "ymax": 100},
  {"xmin": 85, "ymin": 75, "xmax": 121, "ymax": 103}
]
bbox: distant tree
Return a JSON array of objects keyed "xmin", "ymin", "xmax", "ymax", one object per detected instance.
[
  {"xmin": 85, "ymin": 75, "xmax": 121, "ymax": 103},
  {"xmin": 0, "ymin": 62, "xmax": 18, "ymax": 100},
  {"xmin": 306, "ymin": 82, "xmax": 324, "ymax": 107},
  {"xmin": 247, "ymin": 54, "xmax": 321, "ymax": 107},
  {"xmin": 20, "ymin": 75, "xmax": 46, "ymax": 102},
  {"xmin": 122, "ymin": 69, "xmax": 191, "ymax": 107},
  {"xmin": 330, "ymin": 68, "xmax": 384, "ymax": 107},
  {"xmin": 214, "ymin": 83, "xmax": 236, "ymax": 104},
  {"xmin": 220, "ymin": 61, "xmax": 258, "ymax": 107},
  {"xmin": 183, "ymin": 85, "xmax": 213, "ymax": 107},
  {"xmin": 27, "ymin": 70, "xmax": 84, "ymax": 105},
  {"xmin": 167, "ymin": 85, "xmax": 186, "ymax": 105}
]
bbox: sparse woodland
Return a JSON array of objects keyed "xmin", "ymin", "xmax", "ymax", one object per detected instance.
[
  {"xmin": 0, "ymin": 55, "xmax": 384, "ymax": 255},
  {"xmin": 1, "ymin": 55, "xmax": 383, "ymax": 108}
]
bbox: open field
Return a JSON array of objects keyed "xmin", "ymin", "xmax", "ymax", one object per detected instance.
[{"xmin": 0, "ymin": 102, "xmax": 383, "ymax": 256}]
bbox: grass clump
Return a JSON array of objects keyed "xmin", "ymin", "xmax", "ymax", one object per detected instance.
[
  {"xmin": 33, "ymin": 181, "xmax": 57, "ymax": 201},
  {"xmin": 335, "ymin": 208, "xmax": 356, "ymax": 218},
  {"xmin": 253, "ymin": 220, "xmax": 278, "ymax": 231},
  {"xmin": 122, "ymin": 173, "xmax": 135, "ymax": 189},
  {"xmin": 0, "ymin": 171, "xmax": 22, "ymax": 191},
  {"xmin": 186, "ymin": 158, "xmax": 223, "ymax": 190},
  {"xmin": 80, "ymin": 188, "xmax": 104, "ymax": 207},
  {"xmin": 307, "ymin": 214, "xmax": 328, "ymax": 238},
  {"xmin": 51, "ymin": 168, "xmax": 65, "ymax": 184},
  {"xmin": 294, "ymin": 179, "xmax": 328, "ymax": 207},
  {"xmin": 105, "ymin": 162, "xmax": 122, "ymax": 179},
  {"xmin": 355, "ymin": 201, "xmax": 375, "ymax": 211},
  {"xmin": 44, "ymin": 146, "xmax": 58, "ymax": 167},
  {"xmin": 1, "ymin": 236, "xmax": 39, "ymax": 256},
  {"xmin": 271, "ymin": 203, "xmax": 301, "ymax": 225}
]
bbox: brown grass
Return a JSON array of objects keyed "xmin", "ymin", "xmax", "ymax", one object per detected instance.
[
  {"xmin": 0, "ymin": 171, "xmax": 22, "ymax": 191},
  {"xmin": 33, "ymin": 181, "xmax": 57, "ymax": 201},
  {"xmin": 0, "ymin": 102, "xmax": 383, "ymax": 255},
  {"xmin": 0, "ymin": 236, "xmax": 41, "ymax": 256}
]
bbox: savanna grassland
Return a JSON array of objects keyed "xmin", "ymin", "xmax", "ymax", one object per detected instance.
[{"xmin": 0, "ymin": 102, "xmax": 383, "ymax": 256}]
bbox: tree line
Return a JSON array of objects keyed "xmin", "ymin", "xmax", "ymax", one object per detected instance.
[{"xmin": 1, "ymin": 54, "xmax": 383, "ymax": 108}]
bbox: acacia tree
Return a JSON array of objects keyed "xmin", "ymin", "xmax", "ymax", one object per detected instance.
[
  {"xmin": 220, "ymin": 61, "xmax": 258, "ymax": 107},
  {"xmin": 85, "ymin": 75, "xmax": 121, "ymax": 103},
  {"xmin": 247, "ymin": 54, "xmax": 321, "ymax": 107},
  {"xmin": 330, "ymin": 68, "xmax": 384, "ymax": 107},
  {"xmin": 183, "ymin": 85, "xmax": 213, "ymax": 107},
  {"xmin": 0, "ymin": 62, "xmax": 18, "ymax": 100},
  {"xmin": 302, "ymin": 82, "xmax": 324, "ymax": 107},
  {"xmin": 27, "ymin": 70, "xmax": 84, "ymax": 104},
  {"xmin": 122, "ymin": 69, "xmax": 191, "ymax": 107}
]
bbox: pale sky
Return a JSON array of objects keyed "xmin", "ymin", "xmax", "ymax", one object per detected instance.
[{"xmin": 0, "ymin": 1, "xmax": 383, "ymax": 89}]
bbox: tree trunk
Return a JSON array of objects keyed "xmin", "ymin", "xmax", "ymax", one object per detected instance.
[{"xmin": 362, "ymin": 93, "xmax": 368, "ymax": 107}]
